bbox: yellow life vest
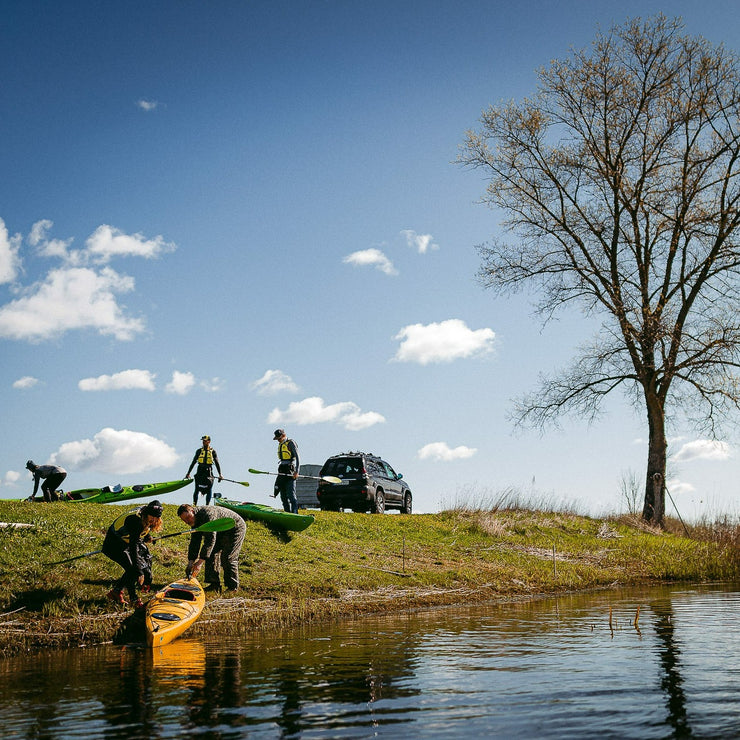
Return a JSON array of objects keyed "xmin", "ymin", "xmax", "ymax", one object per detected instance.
[
  {"xmin": 278, "ymin": 440, "xmax": 293, "ymax": 460},
  {"xmin": 112, "ymin": 510, "xmax": 150, "ymax": 543},
  {"xmin": 197, "ymin": 448, "xmax": 214, "ymax": 465}
]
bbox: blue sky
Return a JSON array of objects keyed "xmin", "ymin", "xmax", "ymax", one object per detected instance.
[{"xmin": 2, "ymin": 0, "xmax": 739, "ymax": 518}]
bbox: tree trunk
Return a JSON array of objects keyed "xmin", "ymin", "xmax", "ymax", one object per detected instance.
[{"xmin": 642, "ymin": 396, "xmax": 667, "ymax": 526}]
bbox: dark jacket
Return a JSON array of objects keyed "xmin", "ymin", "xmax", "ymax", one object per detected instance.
[{"xmin": 102, "ymin": 513, "xmax": 150, "ymax": 576}]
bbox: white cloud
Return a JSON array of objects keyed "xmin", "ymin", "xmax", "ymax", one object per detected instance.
[
  {"xmin": 343, "ymin": 248, "xmax": 398, "ymax": 276},
  {"xmin": 50, "ymin": 427, "xmax": 179, "ymax": 475},
  {"xmin": 671, "ymin": 439, "xmax": 732, "ymax": 462},
  {"xmin": 417, "ymin": 442, "xmax": 478, "ymax": 461},
  {"xmin": 0, "ymin": 266, "xmax": 145, "ymax": 341},
  {"xmin": 85, "ymin": 225, "xmax": 175, "ymax": 263},
  {"xmin": 166, "ymin": 370, "xmax": 196, "ymax": 395},
  {"xmin": 393, "ymin": 319, "xmax": 495, "ymax": 364},
  {"xmin": 200, "ymin": 377, "xmax": 224, "ymax": 393},
  {"xmin": 401, "ymin": 229, "xmax": 439, "ymax": 254},
  {"xmin": 342, "ymin": 409, "xmax": 387, "ymax": 431},
  {"xmin": 28, "ymin": 219, "xmax": 73, "ymax": 259},
  {"xmin": 136, "ymin": 99, "xmax": 159, "ymax": 111},
  {"xmin": 12, "ymin": 376, "xmax": 40, "ymax": 389},
  {"xmin": 78, "ymin": 369, "xmax": 156, "ymax": 392},
  {"xmin": 0, "ymin": 217, "xmax": 21, "ymax": 284},
  {"xmin": 666, "ymin": 478, "xmax": 696, "ymax": 496},
  {"xmin": 268, "ymin": 396, "xmax": 385, "ymax": 430},
  {"xmin": 28, "ymin": 220, "xmax": 51, "ymax": 247},
  {"xmin": 251, "ymin": 369, "xmax": 300, "ymax": 395},
  {"xmin": 2, "ymin": 470, "xmax": 21, "ymax": 487}
]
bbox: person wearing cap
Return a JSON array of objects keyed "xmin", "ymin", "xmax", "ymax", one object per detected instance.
[
  {"xmin": 177, "ymin": 503, "xmax": 246, "ymax": 592},
  {"xmin": 25, "ymin": 460, "xmax": 67, "ymax": 502},
  {"xmin": 101, "ymin": 500, "xmax": 164, "ymax": 608},
  {"xmin": 185, "ymin": 434, "xmax": 223, "ymax": 506},
  {"xmin": 273, "ymin": 429, "xmax": 299, "ymax": 514}
]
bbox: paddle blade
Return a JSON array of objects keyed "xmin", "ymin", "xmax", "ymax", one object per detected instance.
[
  {"xmin": 196, "ymin": 517, "xmax": 236, "ymax": 532},
  {"xmin": 212, "ymin": 476, "xmax": 249, "ymax": 487},
  {"xmin": 322, "ymin": 476, "xmax": 343, "ymax": 484},
  {"xmin": 248, "ymin": 468, "xmax": 269, "ymax": 475}
]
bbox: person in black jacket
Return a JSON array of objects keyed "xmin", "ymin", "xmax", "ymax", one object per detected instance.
[
  {"xmin": 184, "ymin": 435, "xmax": 223, "ymax": 505},
  {"xmin": 177, "ymin": 503, "xmax": 245, "ymax": 592},
  {"xmin": 102, "ymin": 500, "xmax": 164, "ymax": 608},
  {"xmin": 272, "ymin": 429, "xmax": 299, "ymax": 513}
]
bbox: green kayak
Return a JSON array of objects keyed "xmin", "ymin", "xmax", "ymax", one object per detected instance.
[
  {"xmin": 62, "ymin": 479, "xmax": 190, "ymax": 504},
  {"xmin": 215, "ymin": 496, "xmax": 314, "ymax": 532}
]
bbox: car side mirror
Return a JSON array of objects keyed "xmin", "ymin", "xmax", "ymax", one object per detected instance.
[{"xmin": 396, "ymin": 473, "xmax": 403, "ymax": 480}]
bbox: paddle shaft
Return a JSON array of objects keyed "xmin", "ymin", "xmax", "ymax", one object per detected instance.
[
  {"xmin": 210, "ymin": 476, "xmax": 250, "ymax": 487},
  {"xmin": 153, "ymin": 517, "xmax": 235, "ymax": 541},
  {"xmin": 248, "ymin": 468, "xmax": 341, "ymax": 484},
  {"xmin": 49, "ymin": 518, "xmax": 235, "ymax": 565}
]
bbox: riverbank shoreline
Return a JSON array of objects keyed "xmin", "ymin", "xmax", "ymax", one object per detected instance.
[
  {"xmin": 0, "ymin": 581, "xmax": 661, "ymax": 656},
  {"xmin": 1, "ymin": 500, "xmax": 737, "ymax": 656}
]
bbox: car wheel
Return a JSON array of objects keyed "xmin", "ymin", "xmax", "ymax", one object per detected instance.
[
  {"xmin": 372, "ymin": 489, "xmax": 385, "ymax": 514},
  {"xmin": 401, "ymin": 492, "xmax": 412, "ymax": 514}
]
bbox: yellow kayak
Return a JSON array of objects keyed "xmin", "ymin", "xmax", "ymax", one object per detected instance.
[{"xmin": 145, "ymin": 578, "xmax": 205, "ymax": 647}]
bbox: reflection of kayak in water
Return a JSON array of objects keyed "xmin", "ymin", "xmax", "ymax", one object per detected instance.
[
  {"xmin": 150, "ymin": 638, "xmax": 206, "ymax": 687},
  {"xmin": 145, "ymin": 578, "xmax": 205, "ymax": 647},
  {"xmin": 62, "ymin": 479, "xmax": 190, "ymax": 504}
]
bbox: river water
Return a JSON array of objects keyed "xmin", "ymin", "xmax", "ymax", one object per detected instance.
[{"xmin": 1, "ymin": 583, "xmax": 737, "ymax": 739}]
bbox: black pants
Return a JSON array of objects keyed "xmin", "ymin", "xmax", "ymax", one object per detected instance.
[
  {"xmin": 193, "ymin": 475, "xmax": 214, "ymax": 505},
  {"xmin": 103, "ymin": 540, "xmax": 151, "ymax": 601},
  {"xmin": 42, "ymin": 472, "xmax": 66, "ymax": 502}
]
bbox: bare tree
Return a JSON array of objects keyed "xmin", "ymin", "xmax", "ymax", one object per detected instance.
[
  {"xmin": 619, "ymin": 468, "xmax": 642, "ymax": 515},
  {"xmin": 459, "ymin": 16, "xmax": 740, "ymax": 526}
]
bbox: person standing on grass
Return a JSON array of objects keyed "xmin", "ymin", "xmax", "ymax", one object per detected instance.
[
  {"xmin": 185, "ymin": 434, "xmax": 223, "ymax": 506},
  {"xmin": 272, "ymin": 429, "xmax": 299, "ymax": 514},
  {"xmin": 26, "ymin": 460, "xmax": 67, "ymax": 502},
  {"xmin": 102, "ymin": 500, "xmax": 163, "ymax": 609},
  {"xmin": 177, "ymin": 503, "xmax": 245, "ymax": 593}
]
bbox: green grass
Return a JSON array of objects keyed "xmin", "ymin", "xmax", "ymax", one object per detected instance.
[{"xmin": 0, "ymin": 499, "xmax": 737, "ymax": 654}]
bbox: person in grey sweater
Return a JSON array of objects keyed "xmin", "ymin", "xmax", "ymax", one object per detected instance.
[
  {"xmin": 177, "ymin": 503, "xmax": 246, "ymax": 592},
  {"xmin": 26, "ymin": 460, "xmax": 67, "ymax": 502}
]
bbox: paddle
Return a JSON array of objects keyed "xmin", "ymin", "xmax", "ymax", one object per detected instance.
[
  {"xmin": 152, "ymin": 517, "xmax": 235, "ymax": 542},
  {"xmin": 210, "ymin": 476, "xmax": 250, "ymax": 488},
  {"xmin": 248, "ymin": 468, "xmax": 342, "ymax": 484},
  {"xmin": 47, "ymin": 517, "xmax": 236, "ymax": 565}
]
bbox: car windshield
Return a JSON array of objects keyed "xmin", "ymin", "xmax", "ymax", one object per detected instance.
[{"xmin": 321, "ymin": 457, "xmax": 364, "ymax": 478}]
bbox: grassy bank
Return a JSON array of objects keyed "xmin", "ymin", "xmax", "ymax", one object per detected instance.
[{"xmin": 0, "ymin": 500, "xmax": 737, "ymax": 656}]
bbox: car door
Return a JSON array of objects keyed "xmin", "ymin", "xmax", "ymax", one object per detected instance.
[{"xmin": 380, "ymin": 460, "xmax": 403, "ymax": 503}]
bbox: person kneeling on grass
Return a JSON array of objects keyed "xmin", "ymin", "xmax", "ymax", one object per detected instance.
[
  {"xmin": 177, "ymin": 503, "xmax": 245, "ymax": 592},
  {"xmin": 26, "ymin": 460, "xmax": 67, "ymax": 502},
  {"xmin": 102, "ymin": 500, "xmax": 163, "ymax": 609}
]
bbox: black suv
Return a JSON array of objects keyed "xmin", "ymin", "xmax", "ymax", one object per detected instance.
[{"xmin": 316, "ymin": 452, "xmax": 412, "ymax": 514}]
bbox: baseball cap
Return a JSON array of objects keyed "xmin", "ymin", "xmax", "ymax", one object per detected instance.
[
  {"xmin": 273, "ymin": 429, "xmax": 285, "ymax": 440},
  {"xmin": 142, "ymin": 500, "xmax": 163, "ymax": 517},
  {"xmin": 201, "ymin": 435, "xmax": 211, "ymax": 441}
]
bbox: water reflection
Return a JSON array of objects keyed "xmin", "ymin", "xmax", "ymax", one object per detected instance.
[
  {"xmin": 651, "ymin": 599, "xmax": 692, "ymax": 738},
  {"xmin": 0, "ymin": 584, "xmax": 737, "ymax": 738}
]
